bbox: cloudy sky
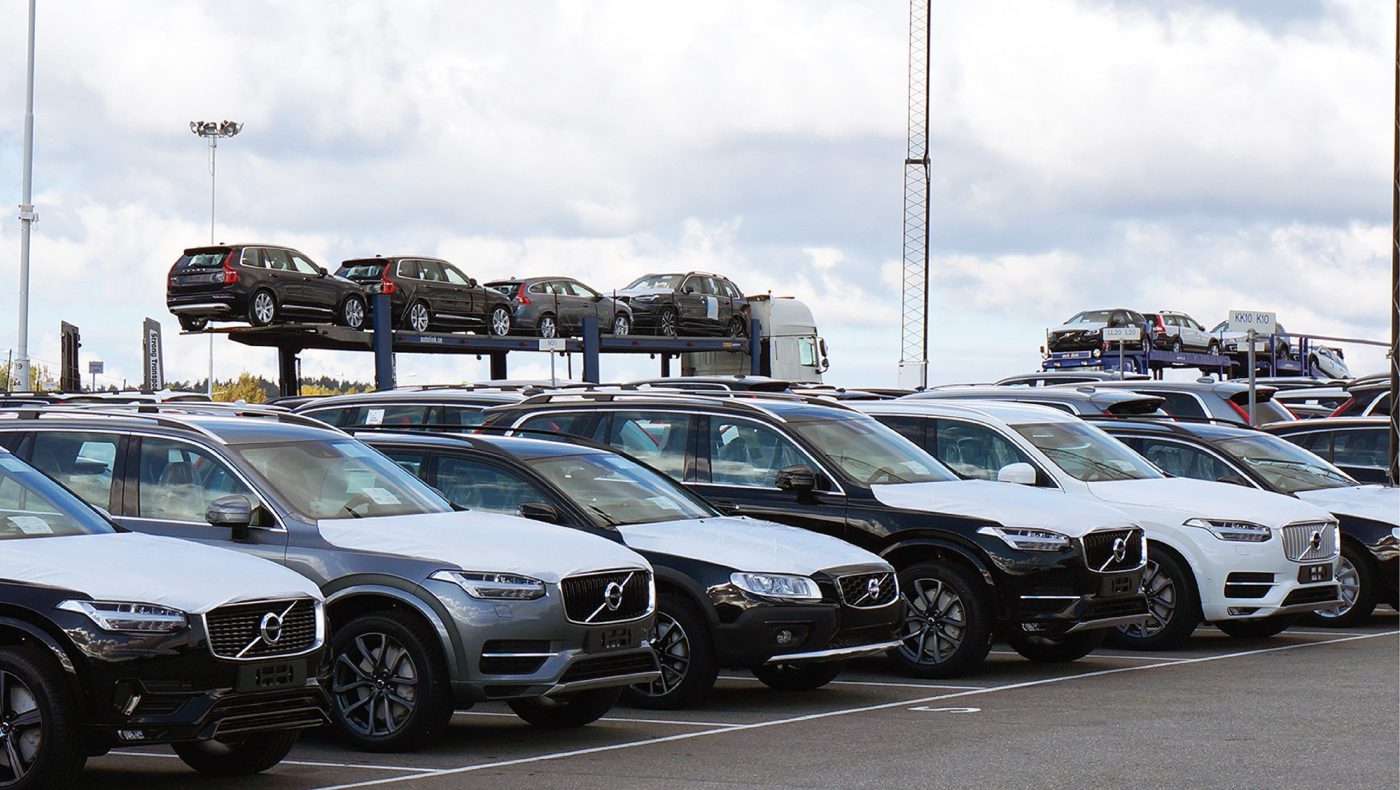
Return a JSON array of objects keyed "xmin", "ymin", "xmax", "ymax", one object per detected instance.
[{"xmin": 0, "ymin": 0, "xmax": 1392, "ymax": 390}]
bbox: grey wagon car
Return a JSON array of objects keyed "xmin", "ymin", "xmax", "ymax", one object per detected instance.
[{"xmin": 0, "ymin": 405, "xmax": 659, "ymax": 753}]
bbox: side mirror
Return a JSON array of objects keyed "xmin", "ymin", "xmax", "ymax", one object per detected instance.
[
  {"xmin": 996, "ymin": 462, "xmax": 1037, "ymax": 486},
  {"xmin": 518, "ymin": 502, "xmax": 561, "ymax": 524},
  {"xmin": 316, "ymin": 266, "xmax": 328, "ymax": 277},
  {"xmin": 467, "ymin": 277, "xmax": 478, "ymax": 288},
  {"xmin": 775, "ymin": 465, "xmax": 817, "ymax": 493},
  {"xmin": 593, "ymin": 294, "xmax": 604, "ymax": 302},
  {"xmin": 683, "ymin": 286, "xmax": 695, "ymax": 294},
  {"xmin": 207, "ymin": 495, "xmax": 254, "ymax": 539}
]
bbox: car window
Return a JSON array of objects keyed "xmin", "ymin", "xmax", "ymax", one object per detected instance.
[
  {"xmin": 1068, "ymin": 310, "xmax": 1113, "ymax": 324},
  {"xmin": 175, "ymin": 250, "xmax": 231, "ymax": 270},
  {"xmin": 876, "ymin": 416, "xmax": 927, "ymax": 447},
  {"xmin": 786, "ymin": 416, "xmax": 954, "ymax": 485},
  {"xmin": 708, "ymin": 418, "xmax": 808, "ymax": 488},
  {"xmin": 1110, "ymin": 311, "xmax": 1129, "ymax": 327},
  {"xmin": 337, "ymin": 260, "xmax": 386, "ymax": 280},
  {"xmin": 28, "ymin": 432, "xmax": 120, "ymax": 511},
  {"xmin": 570, "ymin": 280, "xmax": 601, "ymax": 298},
  {"xmin": 530, "ymin": 452, "xmax": 712, "ymax": 526},
  {"xmin": 1332, "ymin": 429, "xmax": 1388, "ymax": 469},
  {"xmin": 441, "ymin": 263, "xmax": 470, "ymax": 286},
  {"xmin": 417, "ymin": 260, "xmax": 446, "ymax": 282},
  {"xmin": 721, "ymin": 280, "xmax": 742, "ymax": 299},
  {"xmin": 397, "ymin": 260, "xmax": 421, "ymax": 279},
  {"xmin": 379, "ymin": 448, "xmax": 426, "ymax": 478},
  {"xmin": 1365, "ymin": 392, "xmax": 1391, "ymax": 416},
  {"xmin": 626, "ymin": 274, "xmax": 684, "ymax": 290},
  {"xmin": 1024, "ymin": 400, "xmax": 1077, "ymax": 414},
  {"xmin": 514, "ymin": 412, "xmax": 596, "ymax": 443},
  {"xmin": 233, "ymin": 438, "xmax": 451, "ymax": 520},
  {"xmin": 436, "ymin": 455, "xmax": 549, "ymax": 515},
  {"xmin": 1214, "ymin": 433, "xmax": 1356, "ymax": 493},
  {"xmin": 301, "ymin": 406, "xmax": 359, "ymax": 427},
  {"xmin": 602, "ymin": 412, "xmax": 693, "ymax": 480},
  {"xmin": 0, "ymin": 453, "xmax": 114, "ymax": 539},
  {"xmin": 932, "ymin": 420, "xmax": 1037, "ymax": 482},
  {"xmin": 240, "ymin": 248, "xmax": 264, "ymax": 268},
  {"xmin": 680, "ymin": 276, "xmax": 707, "ymax": 295},
  {"xmin": 288, "ymin": 253, "xmax": 321, "ymax": 276},
  {"xmin": 360, "ymin": 404, "xmax": 440, "ymax": 427},
  {"xmin": 1154, "ymin": 392, "xmax": 1208, "ymax": 419},
  {"xmin": 1281, "ymin": 431, "xmax": 1332, "ymax": 459},
  {"xmin": 263, "ymin": 248, "xmax": 293, "ymax": 272},
  {"xmin": 444, "ymin": 405, "xmax": 488, "ymax": 427},
  {"xmin": 1128, "ymin": 437, "xmax": 1245, "ymax": 486},
  {"xmin": 138, "ymin": 438, "xmax": 259, "ymax": 524},
  {"xmin": 1012, "ymin": 421, "xmax": 1161, "ymax": 482}
]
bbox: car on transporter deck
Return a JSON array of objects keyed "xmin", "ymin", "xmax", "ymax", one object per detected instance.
[
  {"xmin": 354, "ymin": 429, "xmax": 903, "ymax": 709},
  {"xmin": 0, "ymin": 405, "xmax": 659, "ymax": 752},
  {"xmin": 0, "ymin": 446, "xmax": 331, "ymax": 786},
  {"xmin": 166, "ymin": 244, "xmax": 369, "ymax": 332},
  {"xmin": 1092, "ymin": 416, "xmax": 1399, "ymax": 626},
  {"xmin": 853, "ymin": 399, "xmax": 1343, "ymax": 648},
  {"xmin": 335, "ymin": 256, "xmax": 515, "ymax": 336},
  {"xmin": 616, "ymin": 272, "xmax": 751, "ymax": 338},
  {"xmin": 480, "ymin": 391, "xmax": 1153, "ymax": 677},
  {"xmin": 485, "ymin": 276, "xmax": 634, "ymax": 338}
]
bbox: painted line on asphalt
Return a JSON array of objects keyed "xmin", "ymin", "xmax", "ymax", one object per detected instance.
[
  {"xmin": 452, "ymin": 710, "xmax": 743, "ymax": 728},
  {"xmin": 718, "ymin": 674, "xmax": 985, "ymax": 690},
  {"xmin": 108, "ymin": 751, "xmax": 435, "ymax": 773},
  {"xmin": 987, "ymin": 649, "xmax": 1188, "ymax": 663},
  {"xmin": 309, "ymin": 631, "xmax": 1397, "ymax": 790}
]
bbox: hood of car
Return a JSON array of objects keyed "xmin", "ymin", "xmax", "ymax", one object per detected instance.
[
  {"xmin": 0, "ymin": 532, "xmax": 321, "ymax": 613},
  {"xmin": 870, "ymin": 480, "xmax": 1136, "ymax": 537},
  {"xmin": 318, "ymin": 510, "xmax": 649, "ymax": 583},
  {"xmin": 618, "ymin": 516, "xmax": 888, "ymax": 576},
  {"xmin": 1295, "ymin": 486, "xmax": 1399, "ymax": 527},
  {"xmin": 1050, "ymin": 323, "xmax": 1105, "ymax": 333},
  {"xmin": 1084, "ymin": 477, "xmax": 1334, "ymax": 527}
]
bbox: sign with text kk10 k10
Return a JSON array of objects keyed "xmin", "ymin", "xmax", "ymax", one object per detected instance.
[{"xmin": 1227, "ymin": 310, "xmax": 1276, "ymax": 335}]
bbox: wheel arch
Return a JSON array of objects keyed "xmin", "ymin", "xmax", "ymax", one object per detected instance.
[
  {"xmin": 878, "ymin": 537, "xmax": 997, "ymax": 588},
  {"xmin": 651, "ymin": 567, "xmax": 721, "ymax": 627},
  {"xmin": 324, "ymin": 585, "xmax": 461, "ymax": 680}
]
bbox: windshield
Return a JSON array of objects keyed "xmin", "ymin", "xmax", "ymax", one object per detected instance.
[
  {"xmin": 175, "ymin": 250, "xmax": 228, "ymax": 270},
  {"xmin": 0, "ymin": 453, "xmax": 114, "ymax": 539},
  {"xmin": 1013, "ymin": 422, "xmax": 1161, "ymax": 481},
  {"xmin": 529, "ymin": 452, "xmax": 713, "ymax": 526},
  {"xmin": 625, "ymin": 274, "xmax": 684, "ymax": 290},
  {"xmin": 786, "ymin": 417, "xmax": 956, "ymax": 485},
  {"xmin": 1067, "ymin": 310, "xmax": 1113, "ymax": 324},
  {"xmin": 337, "ymin": 261, "xmax": 387, "ymax": 280},
  {"xmin": 1215, "ymin": 434, "xmax": 1357, "ymax": 493},
  {"xmin": 231, "ymin": 439, "xmax": 452, "ymax": 520}
]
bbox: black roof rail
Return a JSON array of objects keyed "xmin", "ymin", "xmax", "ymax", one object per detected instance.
[{"xmin": 1080, "ymin": 413, "xmax": 1260, "ymax": 430}]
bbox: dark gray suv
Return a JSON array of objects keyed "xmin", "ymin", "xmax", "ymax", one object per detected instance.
[{"xmin": 0, "ymin": 405, "xmax": 658, "ymax": 753}]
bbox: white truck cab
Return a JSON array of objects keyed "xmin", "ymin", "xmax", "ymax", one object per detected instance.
[{"xmin": 683, "ymin": 295, "xmax": 828, "ymax": 382}]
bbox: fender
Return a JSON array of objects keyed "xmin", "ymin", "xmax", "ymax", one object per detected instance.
[
  {"xmin": 878, "ymin": 536, "xmax": 997, "ymax": 587},
  {"xmin": 0, "ymin": 615, "xmax": 79, "ymax": 677},
  {"xmin": 650, "ymin": 565, "xmax": 723, "ymax": 627},
  {"xmin": 324, "ymin": 581, "xmax": 463, "ymax": 681}
]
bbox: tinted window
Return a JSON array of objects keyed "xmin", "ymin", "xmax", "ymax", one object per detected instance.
[
  {"xmin": 1024, "ymin": 400, "xmax": 1077, "ymax": 414},
  {"xmin": 338, "ymin": 261, "xmax": 387, "ymax": 280},
  {"xmin": 0, "ymin": 453, "xmax": 113, "ymax": 539},
  {"xmin": 626, "ymin": 274, "xmax": 684, "ymax": 290},
  {"xmin": 379, "ymin": 448, "xmax": 426, "ymax": 478},
  {"xmin": 263, "ymin": 248, "xmax": 292, "ymax": 271},
  {"xmin": 288, "ymin": 253, "xmax": 321, "ymax": 275},
  {"xmin": 1154, "ymin": 392, "xmax": 1208, "ymax": 418},
  {"xmin": 602, "ymin": 412, "xmax": 693, "ymax": 480},
  {"xmin": 874, "ymin": 416, "xmax": 927, "ymax": 447},
  {"xmin": 1012, "ymin": 422, "xmax": 1160, "ymax": 481},
  {"xmin": 708, "ymin": 418, "xmax": 810, "ymax": 488},
  {"xmin": 1067, "ymin": 310, "xmax": 1113, "ymax": 324},
  {"xmin": 239, "ymin": 248, "xmax": 264, "ymax": 268},
  {"xmin": 28, "ymin": 432, "xmax": 120, "ymax": 511},
  {"xmin": 138, "ymin": 438, "xmax": 258, "ymax": 523},
  {"xmin": 1130, "ymin": 438, "xmax": 1245, "ymax": 485},
  {"xmin": 1214, "ymin": 434, "xmax": 1355, "ymax": 493},
  {"xmin": 785, "ymin": 416, "xmax": 955, "ymax": 485},
  {"xmin": 175, "ymin": 250, "xmax": 230, "ymax": 270},
  {"xmin": 933, "ymin": 420, "xmax": 1036, "ymax": 481},
  {"xmin": 1331, "ymin": 429, "xmax": 1388, "ymax": 470},
  {"xmin": 417, "ymin": 260, "xmax": 446, "ymax": 282},
  {"xmin": 514, "ymin": 412, "xmax": 596, "ymax": 442},
  {"xmin": 443, "ymin": 405, "xmax": 488, "ymax": 427},
  {"xmin": 302, "ymin": 406, "xmax": 359, "ymax": 427},
  {"xmin": 397, "ymin": 260, "xmax": 421, "ymax": 279},
  {"xmin": 435, "ymin": 456, "xmax": 548, "ymax": 514},
  {"xmin": 1281, "ymin": 431, "xmax": 1333, "ymax": 459},
  {"xmin": 720, "ymin": 280, "xmax": 742, "ymax": 299}
]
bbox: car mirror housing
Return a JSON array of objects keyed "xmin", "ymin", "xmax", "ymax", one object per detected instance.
[
  {"xmin": 468, "ymin": 277, "xmax": 478, "ymax": 288},
  {"xmin": 206, "ymin": 495, "xmax": 254, "ymax": 539},
  {"xmin": 996, "ymin": 462, "xmax": 1037, "ymax": 486},
  {"xmin": 316, "ymin": 266, "xmax": 328, "ymax": 277},
  {"xmin": 775, "ymin": 465, "xmax": 817, "ymax": 493},
  {"xmin": 518, "ymin": 502, "xmax": 561, "ymax": 524}
]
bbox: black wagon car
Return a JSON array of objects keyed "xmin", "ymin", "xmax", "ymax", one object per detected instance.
[
  {"xmin": 616, "ymin": 272, "xmax": 750, "ymax": 338},
  {"xmin": 1045, "ymin": 308, "xmax": 1149, "ymax": 353},
  {"xmin": 335, "ymin": 256, "xmax": 515, "ymax": 335},
  {"xmin": 485, "ymin": 276, "xmax": 634, "ymax": 337},
  {"xmin": 0, "ymin": 445, "xmax": 331, "ymax": 785},
  {"xmin": 355, "ymin": 430, "xmax": 902, "ymax": 708},
  {"xmin": 167, "ymin": 244, "xmax": 368, "ymax": 331},
  {"xmin": 1264, "ymin": 417, "xmax": 1395, "ymax": 485},
  {"xmin": 481, "ymin": 391, "xmax": 1151, "ymax": 677},
  {"xmin": 1092, "ymin": 417, "xmax": 1399, "ymax": 627},
  {"xmin": 292, "ymin": 387, "xmax": 523, "ymax": 430}
]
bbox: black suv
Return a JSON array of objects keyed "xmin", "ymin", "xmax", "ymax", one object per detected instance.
[
  {"xmin": 616, "ymin": 272, "xmax": 750, "ymax": 337},
  {"xmin": 486, "ymin": 276, "xmax": 634, "ymax": 337},
  {"xmin": 1265, "ymin": 417, "xmax": 1393, "ymax": 484},
  {"xmin": 0, "ymin": 406, "xmax": 658, "ymax": 752},
  {"xmin": 0, "ymin": 446, "xmax": 330, "ymax": 785},
  {"xmin": 167, "ymin": 244, "xmax": 369, "ymax": 331},
  {"xmin": 335, "ymin": 256, "xmax": 515, "ymax": 335},
  {"xmin": 355, "ymin": 430, "xmax": 902, "ymax": 708},
  {"xmin": 481, "ymin": 392, "xmax": 1150, "ymax": 677}
]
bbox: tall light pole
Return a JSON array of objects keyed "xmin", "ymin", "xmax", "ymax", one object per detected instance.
[
  {"xmin": 190, "ymin": 119, "xmax": 242, "ymax": 397},
  {"xmin": 15, "ymin": 0, "xmax": 37, "ymax": 393}
]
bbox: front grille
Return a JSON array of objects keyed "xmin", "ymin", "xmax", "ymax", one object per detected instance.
[
  {"xmin": 208, "ymin": 690, "xmax": 328, "ymax": 737},
  {"xmin": 204, "ymin": 599, "xmax": 319, "ymax": 660},
  {"xmin": 560, "ymin": 570, "xmax": 651, "ymax": 624},
  {"xmin": 1082, "ymin": 528, "xmax": 1145, "ymax": 573},
  {"xmin": 1224, "ymin": 572, "xmax": 1275, "ymax": 599},
  {"xmin": 1281, "ymin": 522, "xmax": 1337, "ymax": 562},
  {"xmin": 828, "ymin": 625, "xmax": 896, "ymax": 650},
  {"xmin": 1282, "ymin": 585, "xmax": 1340, "ymax": 608},
  {"xmin": 558, "ymin": 652, "xmax": 658, "ymax": 684},
  {"xmin": 1082, "ymin": 596, "xmax": 1149, "ymax": 620},
  {"xmin": 836, "ymin": 572, "xmax": 898, "ymax": 608}
]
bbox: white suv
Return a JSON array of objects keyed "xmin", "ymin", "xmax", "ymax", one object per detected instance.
[{"xmin": 857, "ymin": 400, "xmax": 1342, "ymax": 649}]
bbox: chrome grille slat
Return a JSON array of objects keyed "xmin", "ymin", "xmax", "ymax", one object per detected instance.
[
  {"xmin": 204, "ymin": 598, "xmax": 319, "ymax": 660},
  {"xmin": 1280, "ymin": 522, "xmax": 1336, "ymax": 563},
  {"xmin": 836, "ymin": 572, "xmax": 898, "ymax": 608},
  {"xmin": 560, "ymin": 570, "xmax": 652, "ymax": 624},
  {"xmin": 1081, "ymin": 528, "xmax": 1145, "ymax": 573}
]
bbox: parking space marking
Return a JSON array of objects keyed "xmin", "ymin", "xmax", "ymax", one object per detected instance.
[
  {"xmin": 988, "ymin": 650, "xmax": 1188, "ymax": 663},
  {"xmin": 452, "ymin": 710, "xmax": 743, "ymax": 728},
  {"xmin": 108, "ymin": 751, "xmax": 436, "ymax": 773},
  {"xmin": 718, "ymin": 674, "xmax": 986, "ymax": 690},
  {"xmin": 311, "ymin": 630, "xmax": 1395, "ymax": 790}
]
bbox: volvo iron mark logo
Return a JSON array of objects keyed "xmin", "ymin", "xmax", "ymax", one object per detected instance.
[
  {"xmin": 1098, "ymin": 536, "xmax": 1130, "ymax": 572},
  {"xmin": 1308, "ymin": 530, "xmax": 1323, "ymax": 553},
  {"xmin": 867, "ymin": 577, "xmax": 883, "ymax": 601},
  {"xmin": 603, "ymin": 581, "xmax": 625, "ymax": 612},
  {"xmin": 259, "ymin": 611, "xmax": 284, "ymax": 645}
]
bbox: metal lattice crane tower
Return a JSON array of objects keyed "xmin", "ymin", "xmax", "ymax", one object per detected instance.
[{"xmin": 898, "ymin": 0, "xmax": 932, "ymax": 390}]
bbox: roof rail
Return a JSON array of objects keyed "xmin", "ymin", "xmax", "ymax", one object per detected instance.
[
  {"xmin": 1080, "ymin": 413, "xmax": 1259, "ymax": 429},
  {"xmin": 509, "ymin": 387, "xmax": 851, "ymax": 417},
  {"xmin": 60, "ymin": 401, "xmax": 347, "ymax": 434},
  {"xmin": 0, "ymin": 405, "xmax": 229, "ymax": 443}
]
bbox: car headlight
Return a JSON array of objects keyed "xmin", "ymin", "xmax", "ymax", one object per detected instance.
[
  {"xmin": 57, "ymin": 600, "xmax": 188, "ymax": 633},
  {"xmin": 977, "ymin": 526, "xmax": 1072, "ymax": 552},
  {"xmin": 1184, "ymin": 518, "xmax": 1271, "ymax": 542},
  {"xmin": 431, "ymin": 570, "xmax": 547, "ymax": 600},
  {"xmin": 730, "ymin": 572, "xmax": 821, "ymax": 602}
]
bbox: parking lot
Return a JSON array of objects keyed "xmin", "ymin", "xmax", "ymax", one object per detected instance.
[{"xmin": 83, "ymin": 613, "xmax": 1397, "ymax": 789}]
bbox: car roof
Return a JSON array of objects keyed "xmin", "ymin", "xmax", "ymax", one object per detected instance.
[
  {"xmin": 855, "ymin": 399, "xmax": 1081, "ymax": 426},
  {"xmin": 494, "ymin": 391, "xmax": 851, "ymax": 423},
  {"xmin": 1069, "ymin": 380, "xmax": 1276, "ymax": 396},
  {"xmin": 906, "ymin": 385, "xmax": 1157, "ymax": 404},
  {"xmin": 355, "ymin": 430, "xmax": 597, "ymax": 460},
  {"xmin": 1090, "ymin": 417, "xmax": 1259, "ymax": 441},
  {"xmin": 1262, "ymin": 416, "xmax": 1389, "ymax": 432},
  {"xmin": 0, "ymin": 407, "xmax": 346, "ymax": 446},
  {"xmin": 293, "ymin": 388, "xmax": 522, "ymax": 409}
]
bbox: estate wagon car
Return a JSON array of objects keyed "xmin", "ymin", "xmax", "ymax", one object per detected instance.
[
  {"xmin": 167, "ymin": 244, "xmax": 368, "ymax": 331},
  {"xmin": 481, "ymin": 392, "xmax": 1151, "ymax": 677},
  {"xmin": 0, "ymin": 446, "xmax": 330, "ymax": 785},
  {"xmin": 1265, "ymin": 417, "xmax": 1394, "ymax": 485},
  {"xmin": 335, "ymin": 256, "xmax": 515, "ymax": 335},
  {"xmin": 485, "ymin": 276, "xmax": 634, "ymax": 338},
  {"xmin": 616, "ymin": 272, "xmax": 750, "ymax": 338},
  {"xmin": 0, "ymin": 405, "xmax": 658, "ymax": 752}
]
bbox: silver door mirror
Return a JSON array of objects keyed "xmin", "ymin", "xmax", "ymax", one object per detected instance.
[{"xmin": 996, "ymin": 462, "xmax": 1037, "ymax": 486}]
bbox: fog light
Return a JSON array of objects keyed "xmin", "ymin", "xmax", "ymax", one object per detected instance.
[
  {"xmin": 775, "ymin": 629, "xmax": 794, "ymax": 645},
  {"xmin": 1226, "ymin": 607, "xmax": 1260, "ymax": 617},
  {"xmin": 768, "ymin": 624, "xmax": 809, "ymax": 648},
  {"xmin": 118, "ymin": 730, "xmax": 145, "ymax": 742}
]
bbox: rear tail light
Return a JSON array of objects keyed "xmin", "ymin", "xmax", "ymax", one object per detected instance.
[
  {"xmin": 215, "ymin": 250, "xmax": 238, "ymax": 284},
  {"xmin": 379, "ymin": 266, "xmax": 396, "ymax": 295},
  {"xmin": 1153, "ymin": 315, "xmax": 1165, "ymax": 332},
  {"xmin": 1226, "ymin": 398, "xmax": 1251, "ymax": 422},
  {"xmin": 1329, "ymin": 397, "xmax": 1355, "ymax": 418},
  {"xmin": 515, "ymin": 283, "xmax": 530, "ymax": 305}
]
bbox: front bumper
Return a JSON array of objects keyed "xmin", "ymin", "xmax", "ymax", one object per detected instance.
[
  {"xmin": 707, "ymin": 578, "xmax": 904, "ymax": 668},
  {"xmin": 1197, "ymin": 539, "xmax": 1343, "ymax": 621}
]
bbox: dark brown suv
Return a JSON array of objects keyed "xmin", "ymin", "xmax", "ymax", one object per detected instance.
[
  {"xmin": 336, "ymin": 256, "xmax": 515, "ymax": 335},
  {"xmin": 167, "ymin": 244, "xmax": 368, "ymax": 331}
]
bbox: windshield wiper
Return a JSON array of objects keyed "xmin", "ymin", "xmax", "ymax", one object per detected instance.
[
  {"xmin": 586, "ymin": 504, "xmax": 621, "ymax": 527},
  {"xmin": 1042, "ymin": 446, "xmax": 1135, "ymax": 480},
  {"xmin": 342, "ymin": 505, "xmax": 363, "ymax": 519}
]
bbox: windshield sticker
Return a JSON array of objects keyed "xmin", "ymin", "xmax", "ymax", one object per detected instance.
[
  {"xmin": 362, "ymin": 487, "xmax": 401, "ymax": 505},
  {"xmin": 9, "ymin": 516, "xmax": 53, "ymax": 535},
  {"xmin": 365, "ymin": 408, "xmax": 385, "ymax": 426}
]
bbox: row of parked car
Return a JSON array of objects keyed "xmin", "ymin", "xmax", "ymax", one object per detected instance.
[
  {"xmin": 165, "ymin": 242, "xmax": 752, "ymax": 338},
  {"xmin": 1045, "ymin": 308, "xmax": 1351, "ymax": 378},
  {"xmin": 1, "ymin": 373, "xmax": 1393, "ymax": 785}
]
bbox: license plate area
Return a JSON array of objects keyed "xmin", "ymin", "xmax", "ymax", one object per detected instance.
[
  {"xmin": 235, "ymin": 661, "xmax": 305, "ymax": 693},
  {"xmin": 590, "ymin": 627, "xmax": 634, "ymax": 651},
  {"xmin": 1100, "ymin": 574, "xmax": 1138, "ymax": 596},
  {"xmin": 1298, "ymin": 563, "xmax": 1333, "ymax": 584}
]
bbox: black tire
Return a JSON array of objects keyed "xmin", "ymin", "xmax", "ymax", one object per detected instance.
[
  {"xmin": 1108, "ymin": 548, "xmax": 1201, "ymax": 651},
  {"xmin": 329, "ymin": 614, "xmax": 453, "ymax": 752},
  {"xmin": 339, "ymin": 295, "xmax": 367, "ymax": 330},
  {"xmin": 1006, "ymin": 628, "xmax": 1106, "ymax": 663},
  {"xmin": 0, "ymin": 646, "xmax": 85, "ymax": 789},
  {"xmin": 537, "ymin": 314, "xmax": 558, "ymax": 339},
  {"xmin": 726, "ymin": 316, "xmax": 747, "ymax": 338},
  {"xmin": 621, "ymin": 594, "xmax": 717, "ymax": 710},
  {"xmin": 1207, "ymin": 340, "xmax": 1220, "ymax": 356},
  {"xmin": 1214, "ymin": 614, "xmax": 1299, "ymax": 639},
  {"xmin": 611, "ymin": 313, "xmax": 631, "ymax": 336},
  {"xmin": 507, "ymin": 687, "xmax": 620, "ymax": 729},
  {"xmin": 247, "ymin": 290, "xmax": 277, "ymax": 326},
  {"xmin": 1304, "ymin": 542, "xmax": 1378, "ymax": 627},
  {"xmin": 658, "ymin": 307, "xmax": 679, "ymax": 338},
  {"xmin": 177, "ymin": 315, "xmax": 208, "ymax": 332},
  {"xmin": 1171, "ymin": 336, "xmax": 1183, "ymax": 353},
  {"xmin": 403, "ymin": 301, "xmax": 431, "ymax": 333},
  {"xmin": 172, "ymin": 730, "xmax": 299, "ymax": 776},
  {"xmin": 889, "ymin": 560, "xmax": 994, "ymax": 678},
  {"xmin": 489, "ymin": 305, "xmax": 512, "ymax": 337},
  {"xmin": 750, "ymin": 661, "xmax": 843, "ymax": 692}
]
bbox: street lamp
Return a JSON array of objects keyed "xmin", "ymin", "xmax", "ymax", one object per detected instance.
[{"xmin": 190, "ymin": 119, "xmax": 242, "ymax": 397}]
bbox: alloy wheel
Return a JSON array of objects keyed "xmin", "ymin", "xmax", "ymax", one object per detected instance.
[
  {"xmin": 0, "ymin": 669, "xmax": 42, "ymax": 785},
  {"xmin": 659, "ymin": 310, "xmax": 678, "ymax": 337},
  {"xmin": 491, "ymin": 307, "xmax": 511, "ymax": 336},
  {"xmin": 408, "ymin": 303, "xmax": 430, "ymax": 333},
  {"xmin": 1314, "ymin": 556, "xmax": 1360, "ymax": 620},
  {"xmin": 333, "ymin": 633, "xmax": 419, "ymax": 738},
  {"xmin": 252, "ymin": 292, "xmax": 276, "ymax": 325},
  {"xmin": 1119, "ymin": 559, "xmax": 1175, "ymax": 639},
  {"xmin": 538, "ymin": 316, "xmax": 557, "ymax": 338},
  {"xmin": 898, "ymin": 578, "xmax": 966, "ymax": 665},
  {"xmin": 635, "ymin": 612, "xmax": 689, "ymax": 698},
  {"xmin": 612, "ymin": 315, "xmax": 630, "ymax": 336},
  {"xmin": 343, "ymin": 298, "xmax": 365, "ymax": 329}
]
